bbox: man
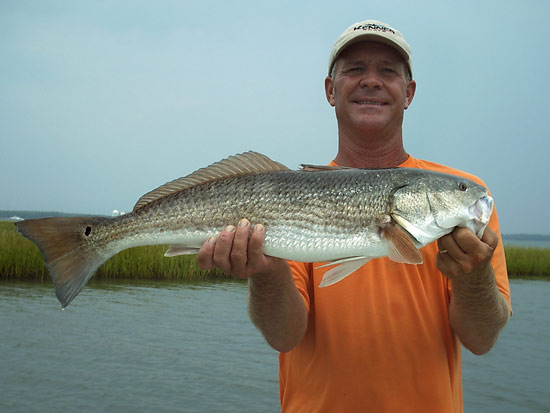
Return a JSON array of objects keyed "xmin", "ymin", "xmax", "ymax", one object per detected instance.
[{"xmin": 197, "ymin": 20, "xmax": 511, "ymax": 412}]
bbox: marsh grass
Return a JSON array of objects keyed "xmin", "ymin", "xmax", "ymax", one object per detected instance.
[
  {"xmin": 1, "ymin": 220, "xmax": 549, "ymax": 281},
  {"xmin": 0, "ymin": 221, "xmax": 226, "ymax": 282},
  {"xmin": 503, "ymin": 246, "xmax": 550, "ymax": 279},
  {"xmin": 0, "ymin": 221, "xmax": 49, "ymax": 281}
]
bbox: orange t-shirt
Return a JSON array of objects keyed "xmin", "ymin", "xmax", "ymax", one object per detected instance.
[{"xmin": 279, "ymin": 156, "xmax": 511, "ymax": 413}]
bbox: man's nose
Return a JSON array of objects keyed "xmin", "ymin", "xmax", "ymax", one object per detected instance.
[{"xmin": 359, "ymin": 71, "xmax": 382, "ymax": 89}]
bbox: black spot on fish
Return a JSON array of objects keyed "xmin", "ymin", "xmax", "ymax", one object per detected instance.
[{"xmin": 85, "ymin": 226, "xmax": 92, "ymax": 236}]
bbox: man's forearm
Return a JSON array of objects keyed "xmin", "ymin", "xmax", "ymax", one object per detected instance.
[
  {"xmin": 248, "ymin": 263, "xmax": 308, "ymax": 353},
  {"xmin": 449, "ymin": 264, "xmax": 510, "ymax": 355},
  {"xmin": 196, "ymin": 220, "xmax": 308, "ymax": 353}
]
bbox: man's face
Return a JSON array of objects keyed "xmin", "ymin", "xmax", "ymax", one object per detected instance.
[{"xmin": 325, "ymin": 41, "xmax": 416, "ymax": 137}]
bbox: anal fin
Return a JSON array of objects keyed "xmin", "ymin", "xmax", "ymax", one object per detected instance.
[
  {"xmin": 317, "ymin": 257, "xmax": 371, "ymax": 287},
  {"xmin": 164, "ymin": 245, "xmax": 200, "ymax": 257}
]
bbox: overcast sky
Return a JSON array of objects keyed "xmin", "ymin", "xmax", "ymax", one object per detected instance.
[{"xmin": 1, "ymin": 0, "xmax": 549, "ymax": 235}]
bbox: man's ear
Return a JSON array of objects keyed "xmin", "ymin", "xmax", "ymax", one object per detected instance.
[
  {"xmin": 325, "ymin": 76, "xmax": 336, "ymax": 107},
  {"xmin": 404, "ymin": 80, "xmax": 416, "ymax": 110}
]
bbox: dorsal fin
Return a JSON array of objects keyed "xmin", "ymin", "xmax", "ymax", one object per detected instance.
[{"xmin": 133, "ymin": 151, "xmax": 289, "ymax": 211}]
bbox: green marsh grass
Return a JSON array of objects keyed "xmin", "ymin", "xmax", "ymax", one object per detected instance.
[
  {"xmin": 503, "ymin": 246, "xmax": 550, "ymax": 279},
  {"xmin": 0, "ymin": 220, "xmax": 226, "ymax": 282},
  {"xmin": 1, "ymin": 220, "xmax": 549, "ymax": 281},
  {"xmin": 0, "ymin": 221, "xmax": 49, "ymax": 281}
]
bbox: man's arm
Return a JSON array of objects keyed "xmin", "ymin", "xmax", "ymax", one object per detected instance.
[
  {"xmin": 197, "ymin": 219, "xmax": 308, "ymax": 353},
  {"xmin": 437, "ymin": 227, "xmax": 510, "ymax": 355}
]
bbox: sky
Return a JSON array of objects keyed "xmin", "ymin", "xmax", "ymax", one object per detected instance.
[{"xmin": 1, "ymin": 0, "xmax": 549, "ymax": 235}]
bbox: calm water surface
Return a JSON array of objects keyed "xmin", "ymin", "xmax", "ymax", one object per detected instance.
[
  {"xmin": 503, "ymin": 239, "xmax": 550, "ymax": 248},
  {"xmin": 1, "ymin": 279, "xmax": 548, "ymax": 412}
]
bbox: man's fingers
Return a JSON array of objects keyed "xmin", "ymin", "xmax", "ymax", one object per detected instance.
[
  {"xmin": 480, "ymin": 226, "xmax": 498, "ymax": 250},
  {"xmin": 453, "ymin": 227, "xmax": 496, "ymax": 267},
  {"xmin": 452, "ymin": 228, "xmax": 482, "ymax": 254},
  {"xmin": 247, "ymin": 224, "xmax": 266, "ymax": 268},
  {"xmin": 439, "ymin": 232, "xmax": 467, "ymax": 262},
  {"xmin": 212, "ymin": 225, "xmax": 236, "ymax": 273},
  {"xmin": 196, "ymin": 220, "xmax": 271, "ymax": 279},
  {"xmin": 229, "ymin": 219, "xmax": 252, "ymax": 276},
  {"xmin": 197, "ymin": 236, "xmax": 218, "ymax": 270},
  {"xmin": 437, "ymin": 227, "xmax": 497, "ymax": 278}
]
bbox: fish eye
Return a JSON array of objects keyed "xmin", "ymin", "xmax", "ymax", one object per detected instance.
[{"xmin": 458, "ymin": 183, "xmax": 467, "ymax": 192}]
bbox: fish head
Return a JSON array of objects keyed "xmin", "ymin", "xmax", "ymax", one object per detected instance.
[{"xmin": 391, "ymin": 173, "xmax": 493, "ymax": 246}]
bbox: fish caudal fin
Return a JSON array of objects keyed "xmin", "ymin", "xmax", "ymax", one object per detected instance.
[{"xmin": 15, "ymin": 217, "xmax": 114, "ymax": 308}]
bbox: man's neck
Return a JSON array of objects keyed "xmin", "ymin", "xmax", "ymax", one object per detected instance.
[{"xmin": 334, "ymin": 131, "xmax": 409, "ymax": 168}]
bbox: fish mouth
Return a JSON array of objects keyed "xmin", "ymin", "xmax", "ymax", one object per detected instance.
[{"xmin": 468, "ymin": 195, "xmax": 494, "ymax": 238}]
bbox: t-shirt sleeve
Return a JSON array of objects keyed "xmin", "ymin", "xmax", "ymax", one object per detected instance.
[
  {"xmin": 488, "ymin": 205, "xmax": 512, "ymax": 313},
  {"xmin": 288, "ymin": 260, "xmax": 313, "ymax": 314}
]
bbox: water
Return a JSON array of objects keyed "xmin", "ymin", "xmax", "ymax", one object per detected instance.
[
  {"xmin": 0, "ymin": 281, "xmax": 280, "ymax": 412},
  {"xmin": 462, "ymin": 279, "xmax": 550, "ymax": 412},
  {"xmin": 503, "ymin": 239, "xmax": 550, "ymax": 249},
  {"xmin": 1, "ymin": 279, "xmax": 548, "ymax": 412}
]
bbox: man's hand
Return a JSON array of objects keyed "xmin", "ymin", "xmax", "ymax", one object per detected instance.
[
  {"xmin": 437, "ymin": 226, "xmax": 510, "ymax": 355},
  {"xmin": 436, "ymin": 226, "xmax": 498, "ymax": 281},
  {"xmin": 197, "ymin": 218, "xmax": 286, "ymax": 279}
]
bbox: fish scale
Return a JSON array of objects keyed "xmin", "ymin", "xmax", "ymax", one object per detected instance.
[
  {"xmin": 103, "ymin": 169, "xmax": 430, "ymax": 258},
  {"xmin": 146, "ymin": 171, "xmax": 385, "ymax": 236}
]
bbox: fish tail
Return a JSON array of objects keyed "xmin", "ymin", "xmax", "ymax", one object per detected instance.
[{"xmin": 15, "ymin": 216, "xmax": 114, "ymax": 308}]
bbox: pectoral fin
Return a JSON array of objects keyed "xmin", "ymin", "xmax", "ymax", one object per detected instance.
[
  {"xmin": 164, "ymin": 245, "xmax": 200, "ymax": 257},
  {"xmin": 317, "ymin": 257, "xmax": 371, "ymax": 287},
  {"xmin": 381, "ymin": 225, "xmax": 423, "ymax": 264}
]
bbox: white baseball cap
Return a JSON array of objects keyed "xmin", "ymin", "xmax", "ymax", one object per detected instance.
[{"xmin": 328, "ymin": 20, "xmax": 413, "ymax": 78}]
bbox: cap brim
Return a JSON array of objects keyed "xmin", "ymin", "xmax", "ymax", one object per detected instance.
[{"xmin": 330, "ymin": 33, "xmax": 412, "ymax": 76}]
